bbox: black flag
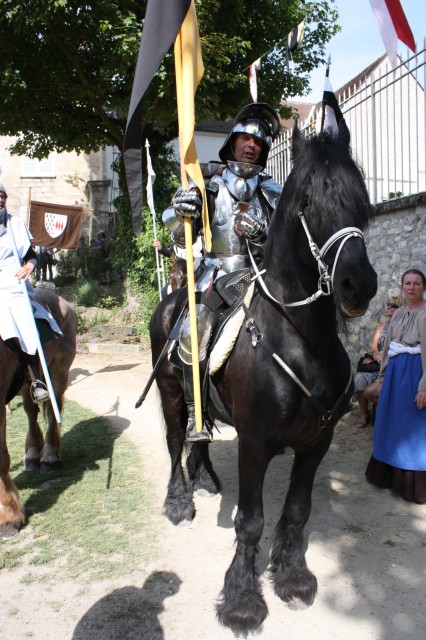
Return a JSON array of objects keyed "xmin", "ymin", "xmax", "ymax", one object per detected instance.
[
  {"xmin": 124, "ymin": 0, "xmax": 191, "ymax": 235},
  {"xmin": 287, "ymin": 21, "xmax": 304, "ymax": 53}
]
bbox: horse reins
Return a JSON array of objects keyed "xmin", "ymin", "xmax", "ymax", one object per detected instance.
[{"xmin": 242, "ymin": 305, "xmax": 352, "ymax": 429}]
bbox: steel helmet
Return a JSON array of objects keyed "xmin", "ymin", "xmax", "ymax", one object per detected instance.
[{"xmin": 219, "ymin": 103, "xmax": 280, "ymax": 168}]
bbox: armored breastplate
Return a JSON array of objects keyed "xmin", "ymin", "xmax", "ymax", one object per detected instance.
[{"xmin": 209, "ymin": 172, "xmax": 268, "ymax": 257}]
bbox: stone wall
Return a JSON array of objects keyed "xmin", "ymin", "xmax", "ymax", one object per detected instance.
[{"xmin": 341, "ymin": 192, "xmax": 426, "ymax": 366}]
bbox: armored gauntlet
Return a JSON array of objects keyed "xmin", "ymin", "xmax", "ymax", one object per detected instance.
[
  {"xmin": 172, "ymin": 188, "xmax": 202, "ymax": 219},
  {"xmin": 233, "ymin": 203, "xmax": 267, "ymax": 240}
]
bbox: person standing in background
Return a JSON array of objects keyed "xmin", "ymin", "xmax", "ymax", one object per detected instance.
[
  {"xmin": 366, "ymin": 269, "xmax": 426, "ymax": 504},
  {"xmin": 354, "ymin": 288, "xmax": 404, "ymax": 428}
]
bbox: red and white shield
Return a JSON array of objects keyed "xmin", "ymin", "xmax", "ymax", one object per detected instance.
[{"xmin": 44, "ymin": 212, "xmax": 67, "ymax": 239}]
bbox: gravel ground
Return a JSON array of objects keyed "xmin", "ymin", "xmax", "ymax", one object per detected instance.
[{"xmin": 1, "ymin": 350, "xmax": 425, "ymax": 640}]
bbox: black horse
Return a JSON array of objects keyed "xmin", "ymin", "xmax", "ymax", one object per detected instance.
[{"xmin": 149, "ymin": 123, "xmax": 377, "ymax": 636}]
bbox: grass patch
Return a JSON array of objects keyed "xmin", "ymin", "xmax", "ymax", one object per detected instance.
[{"xmin": 1, "ymin": 398, "xmax": 157, "ymax": 582}]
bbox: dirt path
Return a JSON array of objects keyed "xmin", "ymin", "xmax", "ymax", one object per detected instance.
[{"xmin": 2, "ymin": 350, "xmax": 425, "ymax": 640}]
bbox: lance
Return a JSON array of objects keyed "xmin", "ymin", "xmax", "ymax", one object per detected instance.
[
  {"xmin": 174, "ymin": 3, "xmax": 209, "ymax": 433},
  {"xmin": 7, "ymin": 213, "xmax": 62, "ymax": 423},
  {"xmin": 179, "ymin": 165, "xmax": 203, "ymax": 432},
  {"xmin": 135, "ymin": 301, "xmax": 187, "ymax": 409}
]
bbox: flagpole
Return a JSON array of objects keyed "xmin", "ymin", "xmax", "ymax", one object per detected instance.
[
  {"xmin": 320, "ymin": 54, "xmax": 332, "ymax": 134},
  {"xmin": 179, "ymin": 148, "xmax": 203, "ymax": 433},
  {"xmin": 174, "ymin": 4, "xmax": 204, "ymax": 434},
  {"xmin": 145, "ymin": 140, "xmax": 164, "ymax": 300}
]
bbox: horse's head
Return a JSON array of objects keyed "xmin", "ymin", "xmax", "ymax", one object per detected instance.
[{"xmin": 270, "ymin": 121, "xmax": 377, "ymax": 317}]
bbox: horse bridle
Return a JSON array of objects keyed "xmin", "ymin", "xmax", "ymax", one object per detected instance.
[
  {"xmin": 248, "ymin": 211, "xmax": 365, "ymax": 309},
  {"xmin": 243, "ymin": 211, "xmax": 363, "ymax": 428}
]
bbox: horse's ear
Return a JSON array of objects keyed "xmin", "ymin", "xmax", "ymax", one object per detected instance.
[
  {"xmin": 292, "ymin": 122, "xmax": 307, "ymax": 160},
  {"xmin": 337, "ymin": 118, "xmax": 350, "ymax": 149}
]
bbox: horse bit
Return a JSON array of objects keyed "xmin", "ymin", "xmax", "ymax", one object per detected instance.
[{"xmin": 243, "ymin": 212, "xmax": 364, "ymax": 428}]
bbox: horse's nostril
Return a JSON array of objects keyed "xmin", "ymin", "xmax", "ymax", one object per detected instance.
[{"xmin": 340, "ymin": 278, "xmax": 356, "ymax": 296}]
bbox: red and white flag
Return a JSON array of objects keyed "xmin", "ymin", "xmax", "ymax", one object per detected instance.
[
  {"xmin": 369, "ymin": 0, "xmax": 416, "ymax": 69},
  {"xmin": 249, "ymin": 58, "xmax": 261, "ymax": 102}
]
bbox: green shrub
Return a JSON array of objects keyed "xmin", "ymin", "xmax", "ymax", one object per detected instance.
[
  {"xmin": 54, "ymin": 250, "xmax": 79, "ymax": 285},
  {"xmin": 73, "ymin": 280, "xmax": 104, "ymax": 306}
]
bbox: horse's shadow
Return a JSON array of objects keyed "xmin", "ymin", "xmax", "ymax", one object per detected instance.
[
  {"xmin": 71, "ymin": 571, "xmax": 182, "ymax": 640},
  {"xmin": 12, "ymin": 406, "xmax": 130, "ymax": 521},
  {"xmin": 68, "ymin": 362, "xmax": 140, "ymax": 386}
]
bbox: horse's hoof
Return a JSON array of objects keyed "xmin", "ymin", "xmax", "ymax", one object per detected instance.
[
  {"xmin": 40, "ymin": 460, "xmax": 62, "ymax": 474},
  {"xmin": 177, "ymin": 518, "xmax": 193, "ymax": 526},
  {"xmin": 193, "ymin": 476, "xmax": 221, "ymax": 495},
  {"xmin": 162, "ymin": 499, "xmax": 195, "ymax": 526},
  {"xmin": 0, "ymin": 523, "xmax": 21, "ymax": 541},
  {"xmin": 271, "ymin": 566, "xmax": 317, "ymax": 606},
  {"xmin": 216, "ymin": 590, "xmax": 268, "ymax": 636},
  {"xmin": 24, "ymin": 458, "xmax": 40, "ymax": 472},
  {"xmin": 191, "ymin": 467, "xmax": 221, "ymax": 495}
]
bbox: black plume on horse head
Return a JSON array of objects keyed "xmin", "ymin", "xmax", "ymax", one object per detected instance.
[
  {"xmin": 284, "ymin": 121, "xmax": 373, "ymax": 235},
  {"xmin": 265, "ymin": 120, "xmax": 376, "ymax": 318}
]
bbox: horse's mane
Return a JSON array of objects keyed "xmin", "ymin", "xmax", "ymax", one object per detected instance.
[{"xmin": 280, "ymin": 130, "xmax": 373, "ymax": 235}]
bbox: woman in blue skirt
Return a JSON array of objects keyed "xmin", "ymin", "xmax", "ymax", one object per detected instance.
[{"xmin": 366, "ymin": 269, "xmax": 426, "ymax": 503}]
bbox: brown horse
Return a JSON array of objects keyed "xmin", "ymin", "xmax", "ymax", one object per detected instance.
[
  {"xmin": 0, "ymin": 288, "xmax": 77, "ymax": 540},
  {"xmin": 169, "ymin": 252, "xmax": 187, "ymax": 291}
]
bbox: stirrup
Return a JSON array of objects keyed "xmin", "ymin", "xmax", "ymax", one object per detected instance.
[
  {"xmin": 30, "ymin": 380, "xmax": 50, "ymax": 404},
  {"xmin": 185, "ymin": 405, "xmax": 213, "ymax": 443},
  {"xmin": 186, "ymin": 423, "xmax": 213, "ymax": 443}
]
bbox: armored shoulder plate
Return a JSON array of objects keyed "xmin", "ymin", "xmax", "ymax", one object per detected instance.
[{"xmin": 259, "ymin": 178, "xmax": 283, "ymax": 209}]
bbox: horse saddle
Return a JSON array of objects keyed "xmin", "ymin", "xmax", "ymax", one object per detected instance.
[{"xmin": 168, "ymin": 269, "xmax": 255, "ymax": 426}]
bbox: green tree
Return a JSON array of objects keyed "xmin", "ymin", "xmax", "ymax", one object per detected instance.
[
  {"xmin": 0, "ymin": 0, "xmax": 339, "ymax": 158},
  {"xmin": 0, "ymin": 0, "xmax": 339, "ymax": 316}
]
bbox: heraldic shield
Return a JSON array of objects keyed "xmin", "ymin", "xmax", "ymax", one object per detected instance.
[{"xmin": 44, "ymin": 212, "xmax": 68, "ymax": 239}]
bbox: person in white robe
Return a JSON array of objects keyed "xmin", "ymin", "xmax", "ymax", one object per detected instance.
[{"xmin": 0, "ymin": 183, "xmax": 62, "ymax": 403}]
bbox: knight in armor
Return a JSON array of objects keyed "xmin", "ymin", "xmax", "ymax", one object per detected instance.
[
  {"xmin": 163, "ymin": 103, "xmax": 283, "ymax": 442},
  {"xmin": 0, "ymin": 183, "xmax": 62, "ymax": 404}
]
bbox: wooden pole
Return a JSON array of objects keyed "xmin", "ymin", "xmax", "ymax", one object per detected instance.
[
  {"xmin": 180, "ymin": 157, "xmax": 203, "ymax": 432},
  {"xmin": 26, "ymin": 187, "xmax": 31, "ymax": 227}
]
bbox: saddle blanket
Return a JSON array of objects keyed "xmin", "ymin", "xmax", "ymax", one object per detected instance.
[{"xmin": 209, "ymin": 283, "xmax": 254, "ymax": 375}]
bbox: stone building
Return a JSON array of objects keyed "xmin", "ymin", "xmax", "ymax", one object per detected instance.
[{"xmin": 0, "ymin": 136, "xmax": 117, "ymax": 242}]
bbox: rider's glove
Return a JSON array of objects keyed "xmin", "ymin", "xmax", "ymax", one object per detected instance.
[
  {"xmin": 172, "ymin": 188, "xmax": 202, "ymax": 219},
  {"xmin": 233, "ymin": 203, "xmax": 267, "ymax": 240}
]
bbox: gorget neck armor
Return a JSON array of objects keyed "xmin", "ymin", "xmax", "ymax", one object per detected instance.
[
  {"xmin": 222, "ymin": 166, "xmax": 260, "ymax": 201},
  {"xmin": 226, "ymin": 160, "xmax": 263, "ymax": 179}
]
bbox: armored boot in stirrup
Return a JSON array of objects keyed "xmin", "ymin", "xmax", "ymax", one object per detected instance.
[
  {"xmin": 182, "ymin": 363, "xmax": 212, "ymax": 443},
  {"xmin": 185, "ymin": 404, "xmax": 212, "ymax": 443}
]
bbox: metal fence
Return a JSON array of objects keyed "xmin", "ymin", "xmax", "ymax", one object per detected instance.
[{"xmin": 267, "ymin": 44, "xmax": 426, "ymax": 204}]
